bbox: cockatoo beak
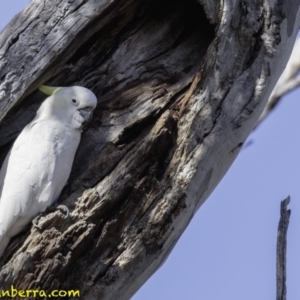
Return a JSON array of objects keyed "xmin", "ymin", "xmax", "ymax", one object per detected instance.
[
  {"xmin": 79, "ymin": 107, "xmax": 94, "ymax": 130},
  {"xmin": 39, "ymin": 85, "xmax": 61, "ymax": 95}
]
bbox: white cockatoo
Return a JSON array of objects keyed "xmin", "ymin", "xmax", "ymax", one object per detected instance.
[{"xmin": 0, "ymin": 85, "xmax": 97, "ymax": 257}]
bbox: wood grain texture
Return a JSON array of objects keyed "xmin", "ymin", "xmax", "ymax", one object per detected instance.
[
  {"xmin": 255, "ymin": 39, "xmax": 300, "ymax": 129},
  {"xmin": 276, "ymin": 197, "xmax": 291, "ymax": 300},
  {"xmin": 0, "ymin": 0, "xmax": 299, "ymax": 299}
]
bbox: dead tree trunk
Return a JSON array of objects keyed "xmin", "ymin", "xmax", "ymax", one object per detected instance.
[{"xmin": 0, "ymin": 0, "xmax": 299, "ymax": 299}]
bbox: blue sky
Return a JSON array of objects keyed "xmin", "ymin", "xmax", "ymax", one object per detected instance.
[{"xmin": 1, "ymin": 2, "xmax": 299, "ymax": 299}]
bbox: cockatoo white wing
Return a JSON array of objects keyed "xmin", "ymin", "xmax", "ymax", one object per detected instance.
[
  {"xmin": 0, "ymin": 119, "xmax": 79, "ymax": 238},
  {"xmin": 0, "ymin": 121, "xmax": 53, "ymax": 236}
]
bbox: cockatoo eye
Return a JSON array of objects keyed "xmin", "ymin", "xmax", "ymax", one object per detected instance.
[{"xmin": 71, "ymin": 99, "xmax": 79, "ymax": 106}]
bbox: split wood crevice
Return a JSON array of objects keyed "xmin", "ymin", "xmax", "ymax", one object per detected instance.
[{"xmin": 0, "ymin": 0, "xmax": 299, "ymax": 299}]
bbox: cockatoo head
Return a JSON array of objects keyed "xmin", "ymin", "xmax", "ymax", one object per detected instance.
[{"xmin": 38, "ymin": 85, "xmax": 97, "ymax": 131}]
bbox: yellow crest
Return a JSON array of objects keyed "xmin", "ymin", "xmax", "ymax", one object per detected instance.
[{"xmin": 39, "ymin": 85, "xmax": 61, "ymax": 95}]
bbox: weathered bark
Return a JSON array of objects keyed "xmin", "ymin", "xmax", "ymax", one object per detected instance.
[
  {"xmin": 276, "ymin": 197, "xmax": 291, "ymax": 300},
  {"xmin": 256, "ymin": 38, "xmax": 300, "ymax": 129},
  {"xmin": 0, "ymin": 0, "xmax": 299, "ymax": 299}
]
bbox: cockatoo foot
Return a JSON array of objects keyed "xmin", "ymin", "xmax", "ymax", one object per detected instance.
[
  {"xmin": 57, "ymin": 205, "xmax": 69, "ymax": 218},
  {"xmin": 32, "ymin": 217, "xmax": 42, "ymax": 230},
  {"xmin": 31, "ymin": 206, "xmax": 55, "ymax": 229},
  {"xmin": 31, "ymin": 205, "xmax": 69, "ymax": 230}
]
